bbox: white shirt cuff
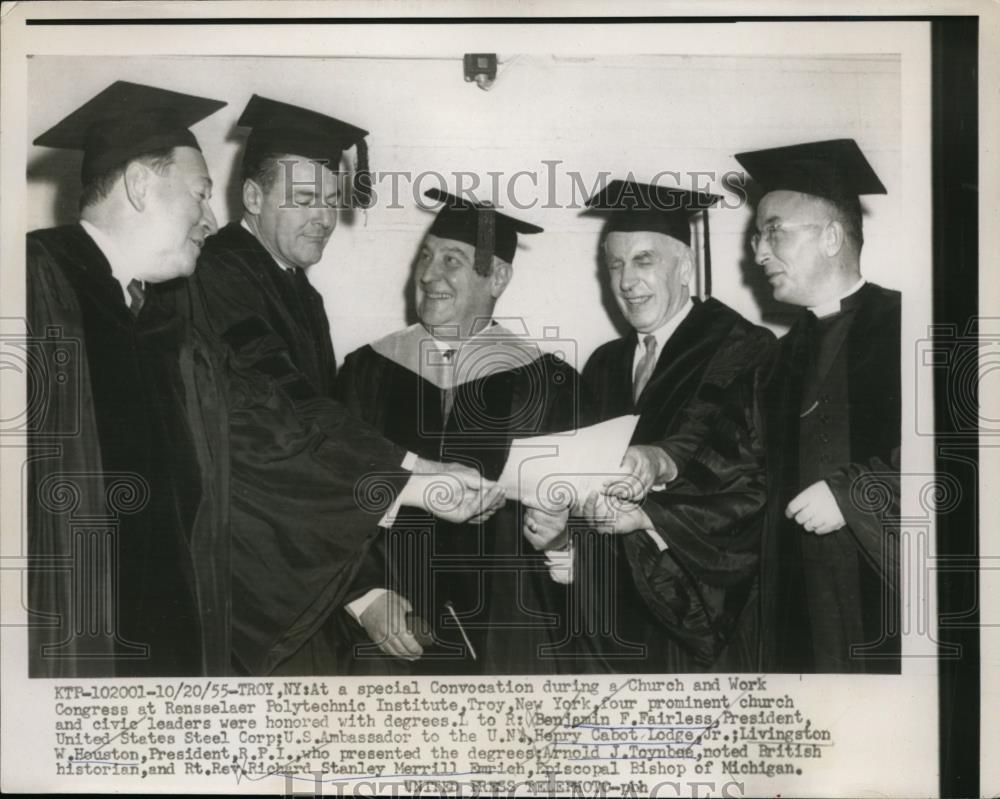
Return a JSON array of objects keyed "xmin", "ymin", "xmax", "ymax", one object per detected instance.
[
  {"xmin": 377, "ymin": 453, "xmax": 419, "ymax": 527},
  {"xmin": 379, "ymin": 495, "xmax": 405, "ymax": 528},
  {"xmin": 645, "ymin": 528, "xmax": 669, "ymax": 552},
  {"xmin": 346, "ymin": 588, "xmax": 388, "ymax": 622},
  {"xmin": 545, "ymin": 543, "xmax": 575, "ymax": 584}
]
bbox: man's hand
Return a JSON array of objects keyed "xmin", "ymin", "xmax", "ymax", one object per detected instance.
[
  {"xmin": 412, "ymin": 457, "xmax": 480, "ymax": 484},
  {"xmin": 581, "ymin": 491, "xmax": 652, "ymax": 535},
  {"xmin": 429, "ymin": 478, "xmax": 505, "ymax": 524},
  {"xmin": 785, "ymin": 480, "xmax": 846, "ymax": 535},
  {"xmin": 464, "ymin": 488, "xmax": 508, "ymax": 525},
  {"xmin": 523, "ymin": 506, "xmax": 570, "ymax": 551},
  {"xmin": 602, "ymin": 445, "xmax": 678, "ymax": 501},
  {"xmin": 401, "ymin": 468, "xmax": 506, "ymax": 524},
  {"xmin": 401, "ymin": 473, "xmax": 505, "ymax": 524},
  {"xmin": 358, "ymin": 591, "xmax": 433, "ymax": 661}
]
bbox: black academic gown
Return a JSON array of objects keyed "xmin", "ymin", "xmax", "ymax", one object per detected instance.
[
  {"xmin": 180, "ymin": 221, "xmax": 411, "ymax": 675},
  {"xmin": 337, "ymin": 323, "xmax": 585, "ymax": 675},
  {"xmin": 26, "ymin": 224, "xmax": 218, "ymax": 677},
  {"xmin": 759, "ymin": 282, "xmax": 901, "ymax": 673},
  {"xmin": 581, "ymin": 297, "xmax": 773, "ymax": 673}
]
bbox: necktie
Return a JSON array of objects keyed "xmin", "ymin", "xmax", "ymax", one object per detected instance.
[
  {"xmin": 126, "ymin": 279, "xmax": 145, "ymax": 317},
  {"xmin": 632, "ymin": 334, "xmax": 658, "ymax": 403}
]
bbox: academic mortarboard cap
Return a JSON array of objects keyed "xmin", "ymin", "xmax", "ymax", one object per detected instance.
[
  {"xmin": 734, "ymin": 138, "xmax": 887, "ymax": 205},
  {"xmin": 424, "ymin": 188, "xmax": 543, "ymax": 272},
  {"xmin": 33, "ymin": 80, "xmax": 226, "ymax": 185},
  {"xmin": 586, "ymin": 179, "xmax": 720, "ymax": 295},
  {"xmin": 237, "ymin": 94, "xmax": 371, "ymax": 205},
  {"xmin": 584, "ymin": 179, "xmax": 720, "ymax": 247}
]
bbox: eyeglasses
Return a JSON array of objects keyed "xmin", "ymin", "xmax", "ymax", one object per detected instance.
[{"xmin": 751, "ymin": 221, "xmax": 827, "ymax": 251}]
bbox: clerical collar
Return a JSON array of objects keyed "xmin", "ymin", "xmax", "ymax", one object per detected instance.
[
  {"xmin": 808, "ymin": 277, "xmax": 866, "ymax": 318},
  {"xmin": 636, "ymin": 297, "xmax": 694, "ymax": 353},
  {"xmin": 79, "ymin": 218, "xmax": 141, "ymax": 304},
  {"xmin": 241, "ymin": 217, "xmax": 296, "ymax": 272}
]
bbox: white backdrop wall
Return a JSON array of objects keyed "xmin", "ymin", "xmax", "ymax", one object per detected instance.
[{"xmin": 27, "ymin": 54, "xmax": 901, "ymax": 367}]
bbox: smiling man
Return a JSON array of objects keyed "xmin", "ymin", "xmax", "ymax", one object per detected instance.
[
  {"xmin": 27, "ymin": 81, "xmax": 226, "ymax": 676},
  {"xmin": 336, "ymin": 189, "xmax": 584, "ymax": 675},
  {"xmin": 736, "ymin": 139, "xmax": 901, "ymax": 673},
  {"xmin": 180, "ymin": 98, "xmax": 500, "ymax": 676},
  {"xmin": 566, "ymin": 179, "xmax": 773, "ymax": 673}
]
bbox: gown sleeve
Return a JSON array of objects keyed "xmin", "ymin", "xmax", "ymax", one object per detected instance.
[
  {"xmin": 26, "ymin": 235, "xmax": 116, "ymax": 677},
  {"xmin": 625, "ymin": 325, "xmax": 773, "ymax": 668},
  {"xmin": 181, "ymin": 248, "xmax": 413, "ymax": 673}
]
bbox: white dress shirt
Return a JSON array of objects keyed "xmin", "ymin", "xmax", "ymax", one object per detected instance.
[{"xmin": 631, "ymin": 297, "xmax": 694, "ymax": 384}]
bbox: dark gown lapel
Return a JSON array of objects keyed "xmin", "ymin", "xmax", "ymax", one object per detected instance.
[
  {"xmin": 57, "ymin": 224, "xmax": 134, "ymax": 329},
  {"xmin": 221, "ymin": 223, "xmax": 335, "ymax": 391},
  {"xmin": 598, "ymin": 334, "xmax": 636, "ymax": 416},
  {"xmin": 618, "ymin": 335, "xmax": 638, "ymax": 408},
  {"xmin": 843, "ymin": 283, "xmax": 890, "ymax": 379},
  {"xmin": 798, "ymin": 285, "xmax": 877, "ymax": 414},
  {"xmin": 800, "ymin": 288, "xmax": 872, "ymax": 411},
  {"xmin": 238, "ymin": 225, "xmax": 310, "ymax": 343}
]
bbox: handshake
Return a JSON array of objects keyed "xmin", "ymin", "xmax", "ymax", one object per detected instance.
[
  {"xmin": 522, "ymin": 443, "xmax": 679, "ymax": 550},
  {"xmin": 397, "ymin": 443, "xmax": 677, "ymax": 532},
  {"xmin": 356, "ymin": 445, "xmax": 677, "ymax": 661},
  {"xmin": 397, "ymin": 457, "xmax": 507, "ymax": 524}
]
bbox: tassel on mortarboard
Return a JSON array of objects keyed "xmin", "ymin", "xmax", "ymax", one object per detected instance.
[
  {"xmin": 702, "ymin": 207, "xmax": 712, "ymax": 297},
  {"xmin": 424, "ymin": 188, "xmax": 543, "ymax": 266},
  {"xmin": 353, "ymin": 136, "xmax": 373, "ymax": 210},
  {"xmin": 475, "ymin": 203, "xmax": 496, "ymax": 275},
  {"xmin": 584, "ymin": 179, "xmax": 721, "ymax": 297}
]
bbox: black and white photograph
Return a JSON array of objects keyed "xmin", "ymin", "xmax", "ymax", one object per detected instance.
[{"xmin": 0, "ymin": 3, "xmax": 992, "ymax": 797}]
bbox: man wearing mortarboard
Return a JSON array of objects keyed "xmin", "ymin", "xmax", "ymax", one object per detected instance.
[
  {"xmin": 181, "ymin": 97, "xmax": 502, "ymax": 676},
  {"xmin": 737, "ymin": 139, "xmax": 901, "ymax": 673},
  {"xmin": 335, "ymin": 188, "xmax": 586, "ymax": 675},
  {"xmin": 27, "ymin": 81, "xmax": 227, "ymax": 676},
  {"xmin": 536, "ymin": 179, "xmax": 774, "ymax": 674}
]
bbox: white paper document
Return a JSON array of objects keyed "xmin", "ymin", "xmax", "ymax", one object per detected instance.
[{"xmin": 497, "ymin": 414, "xmax": 641, "ymax": 508}]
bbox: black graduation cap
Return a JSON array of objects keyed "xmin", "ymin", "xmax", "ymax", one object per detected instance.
[
  {"xmin": 424, "ymin": 188, "xmax": 543, "ymax": 272},
  {"xmin": 33, "ymin": 80, "xmax": 226, "ymax": 185},
  {"xmin": 733, "ymin": 138, "xmax": 887, "ymax": 205},
  {"xmin": 237, "ymin": 94, "xmax": 371, "ymax": 206},
  {"xmin": 585, "ymin": 179, "xmax": 721, "ymax": 294},
  {"xmin": 584, "ymin": 179, "xmax": 720, "ymax": 247}
]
